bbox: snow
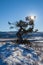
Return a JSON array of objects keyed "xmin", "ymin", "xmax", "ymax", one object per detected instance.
[{"xmin": 0, "ymin": 42, "xmax": 43, "ymax": 65}]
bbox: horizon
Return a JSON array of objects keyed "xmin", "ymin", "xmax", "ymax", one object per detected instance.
[{"xmin": 0, "ymin": 0, "xmax": 43, "ymax": 32}]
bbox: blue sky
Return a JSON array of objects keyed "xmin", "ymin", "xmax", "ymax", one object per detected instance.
[{"xmin": 0, "ymin": 0, "xmax": 43, "ymax": 31}]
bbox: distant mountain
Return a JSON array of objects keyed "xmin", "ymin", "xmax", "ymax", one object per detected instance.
[
  {"xmin": 0, "ymin": 32, "xmax": 43, "ymax": 38},
  {"xmin": 0, "ymin": 31, "xmax": 17, "ymax": 38}
]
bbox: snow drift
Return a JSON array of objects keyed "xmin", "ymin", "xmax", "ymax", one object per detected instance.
[{"xmin": 0, "ymin": 42, "xmax": 43, "ymax": 65}]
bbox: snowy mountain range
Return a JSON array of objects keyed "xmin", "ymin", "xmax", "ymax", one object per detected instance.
[{"xmin": 0, "ymin": 32, "xmax": 43, "ymax": 42}]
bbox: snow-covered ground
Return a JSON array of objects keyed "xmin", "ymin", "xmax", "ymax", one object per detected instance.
[{"xmin": 0, "ymin": 42, "xmax": 43, "ymax": 65}]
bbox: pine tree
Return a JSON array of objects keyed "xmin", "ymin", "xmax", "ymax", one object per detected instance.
[{"xmin": 8, "ymin": 16, "xmax": 38, "ymax": 46}]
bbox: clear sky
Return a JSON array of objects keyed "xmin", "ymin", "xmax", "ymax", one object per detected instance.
[{"xmin": 0, "ymin": 0, "xmax": 43, "ymax": 32}]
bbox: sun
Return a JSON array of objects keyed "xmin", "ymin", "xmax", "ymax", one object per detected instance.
[{"xmin": 30, "ymin": 16, "xmax": 36, "ymax": 20}]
